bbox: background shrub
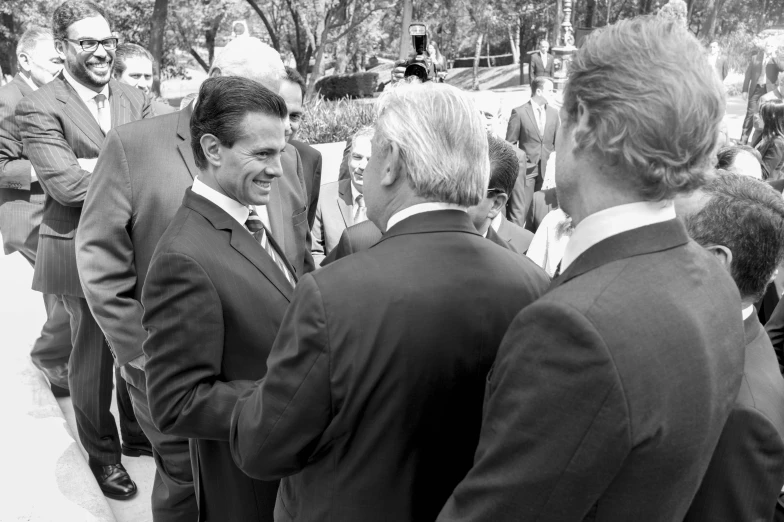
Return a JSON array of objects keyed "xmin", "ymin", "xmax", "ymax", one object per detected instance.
[
  {"xmin": 299, "ymin": 97, "xmax": 377, "ymax": 144},
  {"xmin": 315, "ymin": 71, "xmax": 379, "ymax": 100}
]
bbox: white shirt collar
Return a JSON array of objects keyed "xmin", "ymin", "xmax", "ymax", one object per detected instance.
[
  {"xmin": 62, "ymin": 67, "xmax": 109, "ymax": 104},
  {"xmin": 742, "ymin": 305, "xmax": 755, "ymax": 321},
  {"xmin": 20, "ymin": 73, "xmax": 38, "ymax": 91},
  {"xmin": 560, "ymin": 200, "xmax": 676, "ymax": 272},
  {"xmin": 386, "ymin": 202, "xmax": 466, "ymax": 231},
  {"xmin": 191, "ymin": 176, "xmax": 250, "ymax": 226},
  {"xmin": 481, "ymin": 212, "xmax": 504, "ymax": 237}
]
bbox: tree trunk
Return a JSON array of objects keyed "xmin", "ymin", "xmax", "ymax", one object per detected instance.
[
  {"xmin": 245, "ymin": 0, "xmax": 280, "ymax": 51},
  {"xmin": 702, "ymin": 0, "xmax": 724, "ymax": 39},
  {"xmin": 758, "ymin": 0, "xmax": 768, "ymax": 31},
  {"xmin": 585, "ymin": 0, "xmax": 596, "ymax": 27},
  {"xmin": 554, "ymin": 0, "xmax": 563, "ymax": 45},
  {"xmin": 606, "ymin": 0, "xmax": 612, "ymax": 25},
  {"xmin": 472, "ymin": 32, "xmax": 484, "ymax": 90},
  {"xmin": 306, "ymin": 22, "xmax": 331, "ymax": 99},
  {"xmin": 148, "ymin": 0, "xmax": 168, "ymax": 96},
  {"xmin": 0, "ymin": 13, "xmax": 16, "ymax": 78},
  {"xmin": 189, "ymin": 48, "xmax": 210, "ymax": 72},
  {"xmin": 399, "ymin": 0, "xmax": 413, "ymax": 60},
  {"xmin": 508, "ymin": 23, "xmax": 520, "ymax": 64}
]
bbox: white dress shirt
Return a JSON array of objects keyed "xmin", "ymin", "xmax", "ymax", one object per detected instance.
[
  {"xmin": 386, "ymin": 202, "xmax": 466, "ymax": 231},
  {"xmin": 531, "ymin": 98, "xmax": 547, "ymax": 135},
  {"xmin": 62, "ymin": 67, "xmax": 110, "ymax": 130},
  {"xmin": 540, "ymin": 51, "xmax": 548, "ymax": 69},
  {"xmin": 191, "ymin": 177, "xmax": 271, "ymax": 230},
  {"xmin": 526, "ymin": 208, "xmax": 571, "ymax": 277},
  {"xmin": 560, "ymin": 201, "xmax": 676, "ymax": 272},
  {"xmin": 482, "ymin": 212, "xmax": 504, "ymax": 237},
  {"xmin": 742, "ymin": 305, "xmax": 755, "ymax": 321}
]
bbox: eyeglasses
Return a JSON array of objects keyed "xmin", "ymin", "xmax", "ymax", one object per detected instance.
[{"xmin": 64, "ymin": 38, "xmax": 118, "ymax": 52}]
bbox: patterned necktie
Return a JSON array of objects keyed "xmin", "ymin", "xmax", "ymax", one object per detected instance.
[
  {"xmin": 245, "ymin": 208, "xmax": 294, "ymax": 287},
  {"xmin": 354, "ymin": 194, "xmax": 368, "ymax": 224},
  {"xmin": 537, "ymin": 106, "xmax": 546, "ymax": 136},
  {"xmin": 94, "ymin": 93, "xmax": 111, "ymax": 134}
]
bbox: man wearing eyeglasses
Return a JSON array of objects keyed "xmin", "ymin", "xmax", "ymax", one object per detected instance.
[{"xmin": 15, "ymin": 0, "xmax": 152, "ymax": 501}]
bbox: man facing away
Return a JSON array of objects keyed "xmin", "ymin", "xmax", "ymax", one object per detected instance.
[
  {"xmin": 75, "ymin": 36, "xmax": 310, "ymax": 521},
  {"xmin": 142, "ymin": 76, "xmax": 293, "ymax": 522},
  {"xmin": 675, "ymin": 173, "xmax": 784, "ymax": 521},
  {"xmin": 311, "ymin": 126, "xmax": 373, "ymax": 265},
  {"xmin": 16, "ymin": 0, "xmax": 152, "ymax": 499},
  {"xmin": 230, "ymin": 82, "xmax": 550, "ymax": 521},
  {"xmin": 0, "ymin": 27, "xmax": 72, "ymax": 396},
  {"xmin": 438, "ymin": 17, "xmax": 745, "ymax": 522},
  {"xmin": 505, "ymin": 76, "xmax": 559, "ymax": 226}
]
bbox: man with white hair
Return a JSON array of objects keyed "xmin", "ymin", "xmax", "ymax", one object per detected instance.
[
  {"xmin": 76, "ymin": 36, "xmax": 311, "ymax": 521},
  {"xmin": 230, "ymin": 82, "xmax": 549, "ymax": 521}
]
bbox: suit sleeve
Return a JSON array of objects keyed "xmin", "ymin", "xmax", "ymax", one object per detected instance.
[
  {"xmin": 505, "ymin": 109, "xmax": 521, "ymax": 145},
  {"xmin": 686, "ymin": 407, "xmax": 784, "ymax": 521},
  {"xmin": 765, "ymin": 299, "xmax": 784, "ymax": 372},
  {"xmin": 0, "ymin": 88, "xmax": 32, "ymax": 191},
  {"xmin": 310, "ymin": 199, "xmax": 327, "ymax": 266},
  {"xmin": 307, "ymin": 153, "xmax": 323, "ymax": 229},
  {"xmin": 76, "ymin": 129, "xmax": 145, "ymax": 366},
  {"xmin": 16, "ymin": 95, "xmax": 92, "ymax": 206},
  {"xmin": 437, "ymin": 300, "xmax": 630, "ymax": 522},
  {"xmin": 760, "ymin": 138, "xmax": 784, "ymax": 180},
  {"xmin": 743, "ymin": 60, "xmax": 753, "ymax": 94},
  {"xmin": 506, "ymin": 149, "xmax": 528, "ymax": 228},
  {"xmin": 142, "ymin": 250, "xmax": 254, "ymax": 440},
  {"xmin": 231, "ymin": 273, "xmax": 333, "ymax": 480}
]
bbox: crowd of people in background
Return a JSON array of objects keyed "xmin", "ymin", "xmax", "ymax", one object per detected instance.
[{"xmin": 4, "ymin": 1, "xmax": 784, "ymax": 521}]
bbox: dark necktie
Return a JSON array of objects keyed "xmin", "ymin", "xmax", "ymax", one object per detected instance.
[
  {"xmin": 245, "ymin": 208, "xmax": 294, "ymax": 287},
  {"xmin": 94, "ymin": 93, "xmax": 110, "ymax": 134},
  {"xmin": 553, "ymin": 260, "xmax": 562, "ymax": 278}
]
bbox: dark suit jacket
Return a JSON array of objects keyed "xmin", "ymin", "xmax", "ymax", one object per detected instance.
[
  {"xmin": 764, "ymin": 295, "xmax": 784, "ymax": 372},
  {"xmin": 290, "ymin": 139, "xmax": 322, "ymax": 228},
  {"xmin": 743, "ymin": 52, "xmax": 784, "ymax": 94},
  {"xmin": 711, "ymin": 56, "xmax": 729, "ymax": 80},
  {"xmin": 230, "ymin": 210, "xmax": 550, "ymax": 521},
  {"xmin": 142, "ymin": 188, "xmax": 293, "ymax": 522},
  {"xmin": 438, "ymin": 219, "xmax": 745, "ymax": 522},
  {"xmin": 311, "ymin": 178, "xmax": 357, "ymax": 265},
  {"xmin": 529, "ymin": 52, "xmax": 554, "ymax": 83},
  {"xmin": 505, "ymin": 101, "xmax": 558, "ymax": 182},
  {"xmin": 76, "ymin": 105, "xmax": 313, "ymax": 366},
  {"xmin": 496, "ymin": 215, "xmax": 533, "ymax": 254},
  {"xmin": 16, "ymin": 72, "xmax": 151, "ymax": 297},
  {"xmin": 685, "ymin": 313, "xmax": 784, "ymax": 522},
  {"xmin": 525, "ymin": 188, "xmax": 559, "ymax": 234},
  {"xmin": 505, "ymin": 147, "xmax": 531, "ymax": 228},
  {"xmin": 757, "ymin": 135, "xmax": 784, "ymax": 180},
  {"xmin": 0, "ymin": 74, "xmax": 46, "ymax": 261}
]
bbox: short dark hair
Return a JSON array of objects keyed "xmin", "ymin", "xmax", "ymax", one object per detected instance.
[
  {"xmin": 114, "ymin": 43, "xmax": 154, "ymax": 77},
  {"xmin": 716, "ymin": 145, "xmax": 762, "ymax": 170},
  {"xmin": 284, "ymin": 66, "xmax": 306, "ymax": 101},
  {"xmin": 52, "ymin": 0, "xmax": 107, "ymax": 41},
  {"xmin": 190, "ymin": 76, "xmax": 288, "ymax": 170},
  {"xmin": 683, "ymin": 173, "xmax": 784, "ymax": 301},
  {"xmin": 17, "ymin": 27, "xmax": 53, "ymax": 57},
  {"xmin": 759, "ymin": 98, "xmax": 784, "ymax": 143},
  {"xmin": 487, "ymin": 134, "xmax": 518, "ymax": 196},
  {"xmin": 530, "ymin": 76, "xmax": 552, "ymax": 95}
]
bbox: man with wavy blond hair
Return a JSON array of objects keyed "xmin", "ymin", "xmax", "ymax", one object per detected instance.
[
  {"xmin": 438, "ymin": 16, "xmax": 745, "ymax": 522},
  {"xmin": 230, "ymin": 82, "xmax": 549, "ymax": 521}
]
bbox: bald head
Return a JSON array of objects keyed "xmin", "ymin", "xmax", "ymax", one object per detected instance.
[{"xmin": 209, "ymin": 37, "xmax": 285, "ymax": 92}]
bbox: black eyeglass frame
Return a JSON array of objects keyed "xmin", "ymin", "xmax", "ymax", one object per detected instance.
[{"xmin": 63, "ymin": 37, "xmax": 119, "ymax": 52}]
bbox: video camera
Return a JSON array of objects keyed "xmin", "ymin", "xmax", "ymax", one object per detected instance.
[{"xmin": 402, "ymin": 23, "xmax": 443, "ymax": 83}]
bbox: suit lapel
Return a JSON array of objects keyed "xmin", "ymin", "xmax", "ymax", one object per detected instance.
[
  {"xmin": 184, "ymin": 189, "xmax": 293, "ymax": 301},
  {"xmin": 495, "ymin": 216, "xmax": 513, "ymax": 244},
  {"xmin": 523, "ymin": 102, "xmax": 543, "ymax": 142},
  {"xmin": 54, "ymin": 75, "xmax": 104, "ymax": 148},
  {"xmin": 176, "ymin": 103, "xmax": 198, "ymax": 180},
  {"xmin": 266, "ymin": 146, "xmax": 295, "ymax": 254},
  {"xmin": 108, "ymin": 81, "xmax": 131, "ymax": 130},
  {"xmin": 11, "ymin": 74, "xmax": 33, "ymax": 97},
  {"xmin": 337, "ymin": 178, "xmax": 354, "ymax": 228}
]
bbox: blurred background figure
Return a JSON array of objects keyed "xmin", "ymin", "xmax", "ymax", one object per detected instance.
[
  {"xmin": 113, "ymin": 43, "xmax": 153, "ymax": 94},
  {"xmin": 716, "ymin": 145, "xmax": 764, "ymax": 179},
  {"xmin": 754, "ymin": 98, "xmax": 784, "ymax": 180},
  {"xmin": 741, "ymin": 41, "xmax": 783, "ymax": 144},
  {"xmin": 708, "ymin": 41, "xmax": 728, "ymax": 82}
]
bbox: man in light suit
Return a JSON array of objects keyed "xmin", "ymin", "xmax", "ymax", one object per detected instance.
[
  {"xmin": 505, "ymin": 76, "xmax": 559, "ymax": 226},
  {"xmin": 143, "ymin": 76, "xmax": 293, "ymax": 522},
  {"xmin": 281, "ymin": 66, "xmax": 322, "ymax": 228},
  {"xmin": 0, "ymin": 27, "xmax": 72, "ymax": 396},
  {"xmin": 438, "ymin": 18, "xmax": 745, "ymax": 522},
  {"xmin": 311, "ymin": 127, "xmax": 373, "ymax": 265},
  {"xmin": 76, "ymin": 37, "xmax": 310, "ymax": 521},
  {"xmin": 16, "ymin": 0, "xmax": 152, "ymax": 499},
  {"xmin": 529, "ymin": 39, "xmax": 554, "ymax": 85},
  {"xmin": 230, "ymin": 82, "xmax": 550, "ymax": 521},
  {"xmin": 674, "ymin": 174, "xmax": 784, "ymax": 521}
]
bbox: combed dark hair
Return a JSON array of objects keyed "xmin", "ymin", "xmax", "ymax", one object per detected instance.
[
  {"xmin": 114, "ymin": 43, "xmax": 153, "ymax": 76},
  {"xmin": 16, "ymin": 27, "xmax": 53, "ymax": 56},
  {"xmin": 530, "ymin": 76, "xmax": 551, "ymax": 95},
  {"xmin": 190, "ymin": 76, "xmax": 287, "ymax": 170},
  {"xmin": 52, "ymin": 0, "xmax": 107, "ymax": 41},
  {"xmin": 563, "ymin": 16, "xmax": 725, "ymax": 201},
  {"xmin": 683, "ymin": 173, "xmax": 784, "ymax": 301},
  {"xmin": 487, "ymin": 134, "xmax": 519, "ymax": 196},
  {"xmin": 284, "ymin": 66, "xmax": 306, "ymax": 100},
  {"xmin": 716, "ymin": 145, "xmax": 762, "ymax": 170},
  {"xmin": 758, "ymin": 99, "xmax": 784, "ymax": 145}
]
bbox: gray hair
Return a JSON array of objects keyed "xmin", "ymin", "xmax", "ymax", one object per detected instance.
[
  {"xmin": 350, "ymin": 126, "xmax": 375, "ymax": 153},
  {"xmin": 17, "ymin": 27, "xmax": 53, "ymax": 57},
  {"xmin": 374, "ymin": 82, "xmax": 489, "ymax": 207},
  {"xmin": 210, "ymin": 37, "xmax": 285, "ymax": 92}
]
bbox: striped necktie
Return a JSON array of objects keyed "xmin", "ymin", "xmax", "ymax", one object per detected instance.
[
  {"xmin": 94, "ymin": 93, "xmax": 111, "ymax": 134},
  {"xmin": 245, "ymin": 208, "xmax": 295, "ymax": 287},
  {"xmin": 354, "ymin": 194, "xmax": 368, "ymax": 223}
]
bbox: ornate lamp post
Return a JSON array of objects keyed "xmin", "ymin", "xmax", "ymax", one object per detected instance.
[{"xmin": 551, "ymin": 0, "xmax": 578, "ymax": 92}]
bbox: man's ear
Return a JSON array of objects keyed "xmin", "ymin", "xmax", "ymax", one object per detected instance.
[
  {"xmin": 209, "ymin": 67, "xmax": 222, "ymax": 78},
  {"xmin": 200, "ymin": 134, "xmax": 222, "ymax": 168},
  {"xmin": 17, "ymin": 52, "xmax": 32, "ymax": 73},
  {"xmin": 54, "ymin": 39, "xmax": 67, "ymax": 60},
  {"xmin": 704, "ymin": 244, "xmax": 733, "ymax": 272},
  {"xmin": 488, "ymin": 192, "xmax": 509, "ymax": 219},
  {"xmin": 380, "ymin": 142, "xmax": 403, "ymax": 188}
]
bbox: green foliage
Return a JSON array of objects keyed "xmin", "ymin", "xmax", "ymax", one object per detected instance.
[{"xmin": 298, "ymin": 97, "xmax": 377, "ymax": 144}]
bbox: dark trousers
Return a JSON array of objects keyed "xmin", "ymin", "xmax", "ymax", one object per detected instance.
[
  {"xmin": 742, "ymin": 84, "xmax": 768, "ymax": 143},
  {"xmin": 61, "ymin": 295, "xmax": 145, "ymax": 464},
  {"xmin": 122, "ymin": 365, "xmax": 198, "ymax": 522}
]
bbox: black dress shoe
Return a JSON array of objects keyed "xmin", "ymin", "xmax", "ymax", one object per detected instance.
[
  {"xmin": 89, "ymin": 462, "xmax": 137, "ymax": 500},
  {"xmin": 122, "ymin": 442, "xmax": 153, "ymax": 458}
]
